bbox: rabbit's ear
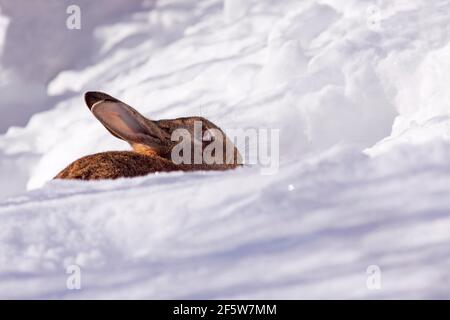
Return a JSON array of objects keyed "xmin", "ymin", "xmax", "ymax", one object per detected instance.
[
  {"xmin": 92, "ymin": 100, "xmax": 148, "ymax": 141},
  {"xmin": 84, "ymin": 91, "xmax": 158, "ymax": 145}
]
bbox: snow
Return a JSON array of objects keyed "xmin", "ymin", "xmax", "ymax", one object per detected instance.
[{"xmin": 1, "ymin": 0, "xmax": 450, "ymax": 299}]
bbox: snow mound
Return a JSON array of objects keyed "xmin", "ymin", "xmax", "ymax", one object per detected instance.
[{"xmin": 1, "ymin": 0, "xmax": 450, "ymax": 298}]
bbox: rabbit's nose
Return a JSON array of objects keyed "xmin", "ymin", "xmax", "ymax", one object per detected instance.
[{"xmin": 85, "ymin": 91, "xmax": 118, "ymax": 110}]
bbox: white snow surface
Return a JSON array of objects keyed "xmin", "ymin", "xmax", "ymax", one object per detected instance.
[{"xmin": 1, "ymin": 0, "xmax": 450, "ymax": 299}]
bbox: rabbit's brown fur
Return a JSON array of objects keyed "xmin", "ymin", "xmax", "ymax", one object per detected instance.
[
  {"xmin": 54, "ymin": 92, "xmax": 241, "ymax": 181},
  {"xmin": 55, "ymin": 152, "xmax": 177, "ymax": 180}
]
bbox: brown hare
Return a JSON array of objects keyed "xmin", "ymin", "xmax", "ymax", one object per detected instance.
[{"xmin": 54, "ymin": 91, "xmax": 241, "ymax": 180}]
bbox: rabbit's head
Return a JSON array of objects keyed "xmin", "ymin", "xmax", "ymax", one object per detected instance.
[{"xmin": 85, "ymin": 91, "xmax": 241, "ymax": 167}]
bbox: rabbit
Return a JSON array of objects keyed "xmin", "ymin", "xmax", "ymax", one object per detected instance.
[{"xmin": 54, "ymin": 91, "xmax": 242, "ymax": 181}]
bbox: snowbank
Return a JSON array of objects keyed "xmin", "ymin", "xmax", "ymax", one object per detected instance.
[{"xmin": 1, "ymin": 0, "xmax": 450, "ymax": 298}]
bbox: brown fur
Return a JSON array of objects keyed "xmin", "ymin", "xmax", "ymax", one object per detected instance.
[
  {"xmin": 54, "ymin": 92, "xmax": 241, "ymax": 181},
  {"xmin": 54, "ymin": 151, "xmax": 235, "ymax": 180}
]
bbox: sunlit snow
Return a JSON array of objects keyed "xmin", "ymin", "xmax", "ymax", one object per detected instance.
[{"xmin": 1, "ymin": 0, "xmax": 450, "ymax": 299}]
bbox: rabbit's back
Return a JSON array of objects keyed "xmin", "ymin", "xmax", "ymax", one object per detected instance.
[{"xmin": 54, "ymin": 151, "xmax": 179, "ymax": 180}]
